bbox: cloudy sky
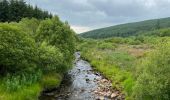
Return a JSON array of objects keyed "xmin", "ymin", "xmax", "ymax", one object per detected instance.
[{"xmin": 25, "ymin": 0, "xmax": 170, "ymax": 33}]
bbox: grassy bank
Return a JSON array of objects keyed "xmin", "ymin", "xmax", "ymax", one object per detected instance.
[
  {"xmin": 0, "ymin": 73, "xmax": 62, "ymax": 100},
  {"xmin": 78, "ymin": 36, "xmax": 170, "ymax": 99}
]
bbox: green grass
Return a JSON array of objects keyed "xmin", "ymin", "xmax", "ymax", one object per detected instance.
[
  {"xmin": 78, "ymin": 37, "xmax": 153, "ymax": 99},
  {"xmin": 41, "ymin": 73, "xmax": 62, "ymax": 90},
  {"xmin": 0, "ymin": 73, "xmax": 62, "ymax": 100},
  {"xmin": 81, "ymin": 46, "xmax": 135, "ymax": 92},
  {"xmin": 0, "ymin": 83, "xmax": 41, "ymax": 100},
  {"xmin": 78, "ymin": 36, "xmax": 170, "ymax": 99}
]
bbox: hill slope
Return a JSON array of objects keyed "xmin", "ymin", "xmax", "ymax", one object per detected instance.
[{"xmin": 80, "ymin": 17, "xmax": 170, "ymax": 39}]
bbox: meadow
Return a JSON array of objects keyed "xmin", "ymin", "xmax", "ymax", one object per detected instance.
[{"xmin": 78, "ymin": 35, "xmax": 170, "ymax": 100}]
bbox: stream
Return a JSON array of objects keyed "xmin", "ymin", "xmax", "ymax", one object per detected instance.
[{"xmin": 39, "ymin": 52, "xmax": 124, "ymax": 100}]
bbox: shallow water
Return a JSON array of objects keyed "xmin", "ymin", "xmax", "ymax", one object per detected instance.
[{"xmin": 39, "ymin": 52, "xmax": 110, "ymax": 100}]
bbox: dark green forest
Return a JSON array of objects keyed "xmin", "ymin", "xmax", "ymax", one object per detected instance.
[
  {"xmin": 80, "ymin": 18, "xmax": 170, "ymax": 38},
  {"xmin": 0, "ymin": 0, "xmax": 52, "ymax": 22}
]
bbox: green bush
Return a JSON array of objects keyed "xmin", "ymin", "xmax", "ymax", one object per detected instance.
[
  {"xmin": 19, "ymin": 18, "xmax": 40, "ymax": 36},
  {"xmin": 0, "ymin": 16, "xmax": 76, "ymax": 99},
  {"xmin": 132, "ymin": 42, "xmax": 170, "ymax": 100},
  {"xmin": 0, "ymin": 23, "xmax": 38, "ymax": 74},
  {"xmin": 159, "ymin": 28, "xmax": 170, "ymax": 37},
  {"xmin": 38, "ymin": 42, "xmax": 64, "ymax": 73},
  {"xmin": 97, "ymin": 42, "xmax": 116, "ymax": 50},
  {"xmin": 36, "ymin": 17, "xmax": 76, "ymax": 70}
]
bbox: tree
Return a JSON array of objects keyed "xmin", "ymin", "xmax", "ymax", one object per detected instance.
[
  {"xmin": 0, "ymin": 0, "xmax": 9, "ymax": 22},
  {"xmin": 0, "ymin": 0, "xmax": 53, "ymax": 22},
  {"xmin": 155, "ymin": 19, "xmax": 160, "ymax": 29},
  {"xmin": 36, "ymin": 17, "xmax": 76, "ymax": 71},
  {"xmin": 0, "ymin": 23, "xmax": 38, "ymax": 74}
]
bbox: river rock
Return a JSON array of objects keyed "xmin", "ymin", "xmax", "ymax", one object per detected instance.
[
  {"xmin": 111, "ymin": 93, "xmax": 117, "ymax": 98},
  {"xmin": 45, "ymin": 92, "xmax": 55, "ymax": 96},
  {"xmin": 101, "ymin": 79, "xmax": 108, "ymax": 83},
  {"xmin": 86, "ymin": 78, "xmax": 90, "ymax": 83},
  {"xmin": 106, "ymin": 91, "xmax": 111, "ymax": 97},
  {"xmin": 96, "ymin": 96, "xmax": 104, "ymax": 100}
]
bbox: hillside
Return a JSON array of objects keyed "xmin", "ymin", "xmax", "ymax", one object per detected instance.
[{"xmin": 80, "ymin": 17, "xmax": 170, "ymax": 38}]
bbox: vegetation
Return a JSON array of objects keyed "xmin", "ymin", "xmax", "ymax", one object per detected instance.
[
  {"xmin": 78, "ymin": 35, "xmax": 170, "ymax": 99},
  {"xmin": 0, "ymin": 1, "xmax": 77, "ymax": 99},
  {"xmin": 80, "ymin": 17, "xmax": 170, "ymax": 38},
  {"xmin": 0, "ymin": 16, "xmax": 76, "ymax": 100},
  {"xmin": 0, "ymin": 0, "xmax": 52, "ymax": 22},
  {"xmin": 133, "ymin": 42, "xmax": 170, "ymax": 100},
  {"xmin": 1, "ymin": 0, "xmax": 170, "ymax": 100}
]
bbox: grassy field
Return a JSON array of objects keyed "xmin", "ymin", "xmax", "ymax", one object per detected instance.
[{"xmin": 78, "ymin": 36, "xmax": 170, "ymax": 99}]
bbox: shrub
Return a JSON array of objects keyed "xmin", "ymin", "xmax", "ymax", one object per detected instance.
[
  {"xmin": 36, "ymin": 17, "xmax": 76, "ymax": 70},
  {"xmin": 159, "ymin": 28, "xmax": 170, "ymax": 37},
  {"xmin": 0, "ymin": 16, "xmax": 76, "ymax": 99},
  {"xmin": 0, "ymin": 23, "xmax": 38, "ymax": 74},
  {"xmin": 97, "ymin": 42, "xmax": 117, "ymax": 50},
  {"xmin": 132, "ymin": 42, "xmax": 170, "ymax": 100},
  {"xmin": 19, "ymin": 18, "xmax": 40, "ymax": 36},
  {"xmin": 38, "ymin": 42, "xmax": 64, "ymax": 73}
]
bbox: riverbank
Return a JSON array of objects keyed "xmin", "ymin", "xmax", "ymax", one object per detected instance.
[
  {"xmin": 39, "ymin": 52, "xmax": 124, "ymax": 100},
  {"xmin": 0, "ymin": 73, "xmax": 62, "ymax": 100},
  {"xmin": 77, "ymin": 38, "xmax": 154, "ymax": 99},
  {"xmin": 80, "ymin": 52, "xmax": 127, "ymax": 99}
]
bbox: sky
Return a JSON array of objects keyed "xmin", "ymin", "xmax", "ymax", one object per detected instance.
[{"xmin": 25, "ymin": 0, "xmax": 170, "ymax": 33}]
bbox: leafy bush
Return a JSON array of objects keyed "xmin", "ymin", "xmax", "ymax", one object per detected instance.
[
  {"xmin": 159, "ymin": 28, "xmax": 170, "ymax": 37},
  {"xmin": 36, "ymin": 17, "xmax": 76, "ymax": 70},
  {"xmin": 0, "ymin": 16, "xmax": 76, "ymax": 100},
  {"xmin": 132, "ymin": 42, "xmax": 170, "ymax": 100},
  {"xmin": 0, "ymin": 23, "xmax": 38, "ymax": 74},
  {"xmin": 38, "ymin": 42, "xmax": 64, "ymax": 73},
  {"xmin": 19, "ymin": 18, "xmax": 40, "ymax": 36},
  {"xmin": 97, "ymin": 42, "xmax": 117, "ymax": 50}
]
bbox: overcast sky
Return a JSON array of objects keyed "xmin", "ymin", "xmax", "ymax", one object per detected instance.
[{"xmin": 25, "ymin": 0, "xmax": 170, "ymax": 33}]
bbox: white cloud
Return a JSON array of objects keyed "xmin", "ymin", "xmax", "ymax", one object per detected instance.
[{"xmin": 71, "ymin": 25, "xmax": 91, "ymax": 33}]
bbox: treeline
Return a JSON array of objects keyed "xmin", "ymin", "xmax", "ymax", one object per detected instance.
[
  {"xmin": 0, "ymin": 0, "xmax": 53, "ymax": 22},
  {"xmin": 80, "ymin": 17, "xmax": 170, "ymax": 38},
  {"xmin": 0, "ymin": 17, "xmax": 76, "ymax": 100}
]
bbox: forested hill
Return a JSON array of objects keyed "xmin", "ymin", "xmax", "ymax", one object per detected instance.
[{"xmin": 80, "ymin": 17, "xmax": 170, "ymax": 39}]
